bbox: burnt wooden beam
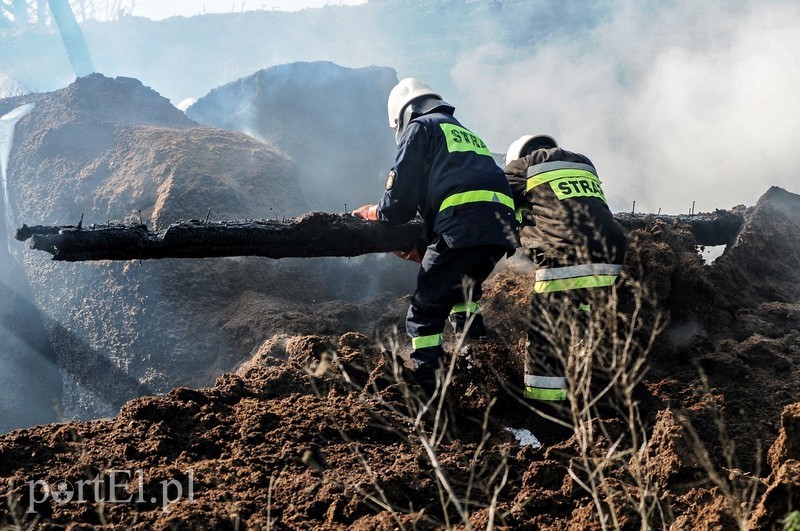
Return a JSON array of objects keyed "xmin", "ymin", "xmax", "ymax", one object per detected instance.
[
  {"xmin": 614, "ymin": 209, "xmax": 745, "ymax": 247},
  {"xmin": 16, "ymin": 212, "xmax": 424, "ymax": 262},
  {"xmin": 15, "ymin": 208, "xmax": 744, "ymax": 262}
]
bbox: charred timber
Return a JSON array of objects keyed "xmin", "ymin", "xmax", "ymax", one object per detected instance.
[
  {"xmin": 614, "ymin": 209, "xmax": 744, "ymax": 247},
  {"xmin": 15, "ymin": 212, "xmax": 424, "ymax": 262},
  {"xmin": 15, "ymin": 209, "xmax": 744, "ymax": 262}
]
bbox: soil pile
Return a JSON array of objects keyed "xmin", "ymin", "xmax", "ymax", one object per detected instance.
[
  {"xmin": 1, "ymin": 72, "xmax": 414, "ymax": 424},
  {"xmin": 0, "ymin": 186, "xmax": 798, "ymax": 529}
]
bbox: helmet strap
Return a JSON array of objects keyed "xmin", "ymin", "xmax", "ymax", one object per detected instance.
[
  {"xmin": 395, "ymin": 97, "xmax": 455, "ymax": 144},
  {"xmin": 394, "ymin": 104, "xmax": 415, "ymax": 143}
]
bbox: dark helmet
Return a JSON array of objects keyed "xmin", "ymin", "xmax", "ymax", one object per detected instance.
[{"xmin": 505, "ymin": 134, "xmax": 559, "ymax": 164}]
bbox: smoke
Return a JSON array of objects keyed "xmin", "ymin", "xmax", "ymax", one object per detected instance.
[
  {"xmin": 1, "ymin": 103, "xmax": 34, "ymax": 258},
  {"xmin": 0, "ymin": 277, "xmax": 62, "ymax": 433},
  {"xmin": 451, "ymin": 0, "xmax": 800, "ymax": 214},
  {"xmin": 9, "ymin": 1, "xmax": 797, "ymax": 217},
  {"xmin": 184, "ymin": 61, "xmax": 417, "ymax": 301},
  {"xmin": 0, "ymin": 103, "xmax": 62, "ymax": 432},
  {"xmin": 0, "ymin": 74, "xmax": 27, "ymax": 99}
]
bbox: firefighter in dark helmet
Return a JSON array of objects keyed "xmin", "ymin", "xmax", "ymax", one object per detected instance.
[
  {"xmin": 354, "ymin": 78, "xmax": 516, "ymax": 388},
  {"xmin": 503, "ymin": 134, "xmax": 627, "ymax": 404}
]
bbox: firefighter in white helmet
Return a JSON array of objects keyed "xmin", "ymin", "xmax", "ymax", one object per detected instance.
[
  {"xmin": 504, "ymin": 134, "xmax": 627, "ymax": 407},
  {"xmin": 354, "ymin": 78, "xmax": 516, "ymax": 390}
]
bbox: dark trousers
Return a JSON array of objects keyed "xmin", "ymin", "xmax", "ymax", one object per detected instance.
[{"xmin": 407, "ymin": 238, "xmax": 507, "ymax": 365}]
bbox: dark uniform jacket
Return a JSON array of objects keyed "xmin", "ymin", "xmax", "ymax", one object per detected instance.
[
  {"xmin": 377, "ymin": 112, "xmax": 516, "ymax": 252},
  {"xmin": 504, "ymin": 147, "xmax": 626, "ymax": 268}
]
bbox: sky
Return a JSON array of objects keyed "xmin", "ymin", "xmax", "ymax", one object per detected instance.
[{"xmin": 130, "ymin": 0, "xmax": 367, "ymax": 20}]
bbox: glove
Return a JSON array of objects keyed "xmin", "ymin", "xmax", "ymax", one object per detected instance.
[
  {"xmin": 394, "ymin": 246, "xmax": 422, "ymax": 263},
  {"xmin": 353, "ymin": 204, "xmax": 378, "ymax": 221}
]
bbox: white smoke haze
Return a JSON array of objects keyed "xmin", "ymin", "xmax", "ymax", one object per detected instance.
[
  {"xmin": 131, "ymin": 0, "xmax": 368, "ymax": 20},
  {"xmin": 452, "ymin": 0, "xmax": 800, "ymax": 214},
  {"xmin": 9, "ymin": 0, "xmax": 795, "ymax": 217}
]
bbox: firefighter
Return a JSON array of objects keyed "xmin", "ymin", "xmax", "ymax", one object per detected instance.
[
  {"xmin": 503, "ymin": 134, "xmax": 627, "ymax": 404},
  {"xmin": 353, "ymin": 78, "xmax": 516, "ymax": 387}
]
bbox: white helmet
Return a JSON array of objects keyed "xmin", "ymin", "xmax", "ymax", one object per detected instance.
[
  {"xmin": 386, "ymin": 77, "xmax": 456, "ymax": 144},
  {"xmin": 505, "ymin": 134, "xmax": 558, "ymax": 164},
  {"xmin": 387, "ymin": 78, "xmax": 439, "ymax": 128}
]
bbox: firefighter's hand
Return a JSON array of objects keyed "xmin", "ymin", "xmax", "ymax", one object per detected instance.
[
  {"xmin": 353, "ymin": 204, "xmax": 378, "ymax": 221},
  {"xmin": 394, "ymin": 246, "xmax": 422, "ymax": 263}
]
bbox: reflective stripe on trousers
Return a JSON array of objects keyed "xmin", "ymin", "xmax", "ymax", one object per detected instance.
[
  {"xmin": 450, "ymin": 301, "xmax": 480, "ymax": 315},
  {"xmin": 411, "ymin": 333, "xmax": 443, "ymax": 350},
  {"xmin": 524, "ymin": 387, "xmax": 568, "ymax": 401},
  {"xmin": 412, "ymin": 304, "xmax": 480, "ymax": 349},
  {"xmin": 524, "ymin": 374, "xmax": 568, "ymax": 401},
  {"xmin": 534, "ymin": 263, "xmax": 622, "ymax": 294}
]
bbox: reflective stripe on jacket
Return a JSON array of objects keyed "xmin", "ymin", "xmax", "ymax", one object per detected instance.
[
  {"xmin": 504, "ymin": 147, "xmax": 626, "ymax": 269},
  {"xmin": 378, "ymin": 112, "xmax": 516, "ymax": 250}
]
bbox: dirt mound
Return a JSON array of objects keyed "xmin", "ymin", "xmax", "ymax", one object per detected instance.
[
  {"xmin": 635, "ymin": 187, "xmax": 800, "ymax": 474},
  {"xmin": 26, "ymin": 73, "xmax": 194, "ymax": 130},
  {"xmin": 711, "ymin": 186, "xmax": 800, "ymax": 306},
  {"xmin": 0, "ymin": 333, "xmax": 555, "ymax": 529},
  {"xmin": 1, "ymin": 186, "xmax": 799, "ymax": 528},
  {"xmin": 1, "ymin": 73, "xmax": 416, "ymax": 423},
  {"xmin": 6, "ymin": 73, "xmax": 302, "ymax": 227}
]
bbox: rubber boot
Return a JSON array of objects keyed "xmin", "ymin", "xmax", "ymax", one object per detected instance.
[
  {"xmin": 409, "ymin": 345, "xmax": 446, "ymax": 396},
  {"xmin": 449, "ymin": 312, "xmax": 488, "ymax": 339}
]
